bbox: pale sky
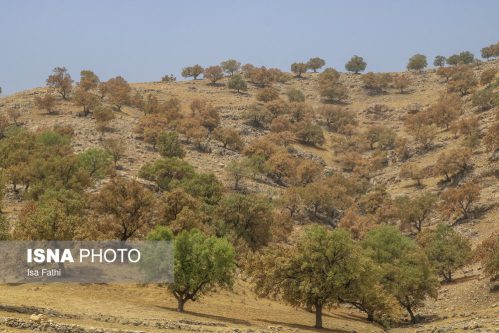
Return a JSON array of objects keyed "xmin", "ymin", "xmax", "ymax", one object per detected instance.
[{"xmin": 1, "ymin": 0, "xmax": 498, "ymax": 95}]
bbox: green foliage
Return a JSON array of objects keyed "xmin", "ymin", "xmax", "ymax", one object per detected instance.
[
  {"xmin": 77, "ymin": 148, "xmax": 112, "ymax": 179},
  {"xmin": 286, "ymin": 88, "xmax": 305, "ymax": 102},
  {"xmin": 407, "ymin": 54, "xmax": 427, "ymax": 71},
  {"xmin": 446, "ymin": 51, "xmax": 475, "ymax": 65},
  {"xmin": 139, "ymin": 158, "xmax": 195, "ymax": 191},
  {"xmin": 170, "ymin": 229, "xmax": 235, "ymax": 312},
  {"xmin": 307, "ymin": 57, "xmax": 326, "ymax": 72},
  {"xmin": 221, "ymin": 59, "xmax": 241, "ymax": 76},
  {"xmin": 215, "ymin": 194, "xmax": 273, "ymax": 251},
  {"xmin": 13, "ymin": 188, "xmax": 87, "ymax": 240},
  {"xmin": 295, "ymin": 121, "xmax": 325, "ymax": 146},
  {"xmin": 250, "ymin": 226, "xmax": 366, "ymax": 329},
  {"xmin": 181, "ymin": 65, "xmax": 204, "ymax": 80},
  {"xmin": 417, "ymin": 224, "xmax": 471, "ymax": 283},
  {"xmin": 146, "ymin": 225, "xmax": 174, "ymax": 241},
  {"xmin": 157, "ymin": 131, "xmax": 185, "ymax": 158},
  {"xmin": 178, "ymin": 173, "xmax": 223, "ymax": 205},
  {"xmin": 433, "ymin": 55, "xmax": 446, "ymax": 67},
  {"xmin": 345, "ymin": 55, "xmax": 367, "ymax": 73},
  {"xmin": 290, "ymin": 62, "xmax": 308, "ymax": 77},
  {"xmin": 394, "ymin": 192, "xmax": 437, "ymax": 233},
  {"xmin": 227, "ymin": 74, "xmax": 248, "ymax": 93},
  {"xmin": 363, "ymin": 226, "xmax": 438, "ymax": 323}
]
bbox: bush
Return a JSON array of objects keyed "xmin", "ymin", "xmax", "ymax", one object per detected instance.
[
  {"xmin": 212, "ymin": 127, "xmax": 244, "ymax": 151},
  {"xmin": 227, "ymin": 74, "xmax": 247, "ymax": 93},
  {"xmin": 256, "ymin": 87, "xmax": 279, "ymax": 102},
  {"xmin": 435, "ymin": 147, "xmax": 472, "ymax": 181},
  {"xmin": 286, "ymin": 88, "xmax": 305, "ymax": 102},
  {"xmin": 362, "ymin": 72, "xmax": 392, "ymax": 94},
  {"xmin": 320, "ymin": 106, "xmax": 357, "ymax": 133},
  {"xmin": 484, "ymin": 122, "xmax": 499, "ymax": 152},
  {"xmin": 447, "ymin": 66, "xmax": 477, "ymax": 96},
  {"xmin": 480, "ymin": 68, "xmax": 497, "ymax": 85},
  {"xmin": 471, "ymin": 88, "xmax": 498, "ymax": 111},
  {"xmin": 440, "ymin": 182, "xmax": 480, "ymax": 221},
  {"xmin": 393, "ymin": 74, "xmax": 410, "ymax": 93},
  {"xmin": 290, "ymin": 62, "xmax": 308, "ymax": 77},
  {"xmin": 345, "ymin": 55, "xmax": 367, "ymax": 73},
  {"xmin": 157, "ymin": 131, "xmax": 185, "ymax": 158},
  {"xmin": 34, "ymin": 94, "xmax": 56, "ymax": 114},
  {"xmin": 295, "ymin": 121, "xmax": 324, "ymax": 146}
]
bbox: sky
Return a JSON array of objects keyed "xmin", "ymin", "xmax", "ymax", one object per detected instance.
[{"xmin": 0, "ymin": 0, "xmax": 498, "ymax": 95}]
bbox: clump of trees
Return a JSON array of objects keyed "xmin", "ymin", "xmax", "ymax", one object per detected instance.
[{"xmin": 480, "ymin": 42, "xmax": 499, "ymax": 60}]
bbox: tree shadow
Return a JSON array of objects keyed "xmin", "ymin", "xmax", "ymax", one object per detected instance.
[
  {"xmin": 259, "ymin": 319, "xmax": 352, "ymax": 333},
  {"xmin": 207, "ymin": 82, "xmax": 225, "ymax": 87},
  {"xmin": 154, "ymin": 305, "xmax": 251, "ymax": 326},
  {"xmin": 443, "ymin": 274, "xmax": 480, "ymax": 285}
]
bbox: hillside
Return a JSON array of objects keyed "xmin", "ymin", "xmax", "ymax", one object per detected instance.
[{"xmin": 0, "ymin": 59, "xmax": 498, "ymax": 333}]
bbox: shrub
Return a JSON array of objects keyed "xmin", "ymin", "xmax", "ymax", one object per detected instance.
[
  {"xmin": 480, "ymin": 68, "xmax": 497, "ymax": 85},
  {"xmin": 320, "ymin": 106, "xmax": 357, "ymax": 133},
  {"xmin": 286, "ymin": 88, "xmax": 305, "ymax": 102},
  {"xmin": 447, "ymin": 66, "xmax": 477, "ymax": 96},
  {"xmin": 157, "ymin": 131, "xmax": 185, "ymax": 158},
  {"xmin": 307, "ymin": 57, "xmax": 326, "ymax": 72},
  {"xmin": 484, "ymin": 122, "xmax": 499, "ymax": 152},
  {"xmin": 212, "ymin": 127, "xmax": 244, "ymax": 151},
  {"xmin": 427, "ymin": 94, "xmax": 461, "ymax": 129},
  {"xmin": 471, "ymin": 88, "xmax": 498, "ymax": 111},
  {"xmin": 227, "ymin": 74, "xmax": 247, "ymax": 93},
  {"xmin": 440, "ymin": 182, "xmax": 480, "ymax": 221},
  {"xmin": 362, "ymin": 72, "xmax": 392, "ymax": 94},
  {"xmin": 345, "ymin": 55, "xmax": 367, "ymax": 73},
  {"xmin": 393, "ymin": 74, "xmax": 411, "ymax": 93},
  {"xmin": 290, "ymin": 62, "xmax": 308, "ymax": 77},
  {"xmin": 73, "ymin": 88, "xmax": 100, "ymax": 116},
  {"xmin": 77, "ymin": 148, "xmax": 112, "ymax": 179},
  {"xmin": 407, "ymin": 54, "xmax": 427, "ymax": 71},
  {"xmin": 34, "ymin": 94, "xmax": 56, "ymax": 114},
  {"xmin": 295, "ymin": 121, "xmax": 325, "ymax": 146},
  {"xmin": 256, "ymin": 87, "xmax": 279, "ymax": 102},
  {"xmin": 435, "ymin": 148, "xmax": 472, "ymax": 181}
]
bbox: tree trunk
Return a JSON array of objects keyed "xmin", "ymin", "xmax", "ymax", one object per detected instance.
[
  {"xmin": 177, "ymin": 298, "xmax": 185, "ymax": 312},
  {"xmin": 314, "ymin": 303, "xmax": 323, "ymax": 329},
  {"xmin": 406, "ymin": 306, "xmax": 416, "ymax": 323},
  {"xmin": 367, "ymin": 312, "xmax": 374, "ymax": 322}
]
